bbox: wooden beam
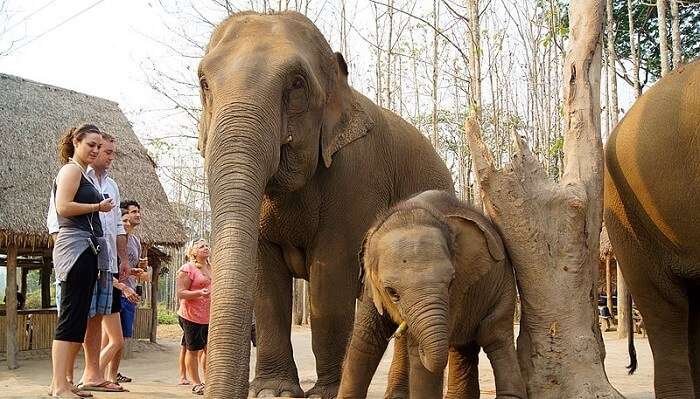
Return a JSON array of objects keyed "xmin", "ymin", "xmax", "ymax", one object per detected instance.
[
  {"xmin": 6, "ymin": 245, "xmax": 19, "ymax": 369},
  {"xmin": 149, "ymin": 260, "xmax": 160, "ymax": 343},
  {"xmin": 41, "ymin": 259, "xmax": 52, "ymax": 309},
  {"xmin": 605, "ymin": 257, "xmax": 613, "ymax": 317},
  {"xmin": 20, "ymin": 267, "xmax": 28, "ymax": 309}
]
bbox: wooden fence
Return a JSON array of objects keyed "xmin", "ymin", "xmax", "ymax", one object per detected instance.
[
  {"xmin": 1, "ymin": 307, "xmax": 153, "ymax": 355},
  {"xmin": 0, "ymin": 310, "xmax": 58, "ymax": 352}
]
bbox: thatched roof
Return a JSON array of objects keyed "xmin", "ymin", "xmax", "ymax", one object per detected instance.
[{"xmin": 0, "ymin": 73, "xmax": 186, "ymax": 250}]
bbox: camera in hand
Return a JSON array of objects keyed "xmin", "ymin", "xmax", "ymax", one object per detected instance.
[{"xmin": 135, "ymin": 285, "xmax": 143, "ymax": 297}]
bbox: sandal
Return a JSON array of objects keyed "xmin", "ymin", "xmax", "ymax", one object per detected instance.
[
  {"xmin": 116, "ymin": 373, "xmax": 132, "ymax": 383},
  {"xmin": 178, "ymin": 378, "xmax": 192, "ymax": 385},
  {"xmin": 192, "ymin": 383, "xmax": 205, "ymax": 395},
  {"xmin": 78, "ymin": 381, "xmax": 128, "ymax": 392}
]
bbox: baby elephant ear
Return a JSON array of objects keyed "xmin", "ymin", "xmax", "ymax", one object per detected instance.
[
  {"xmin": 446, "ymin": 209, "xmax": 506, "ymax": 287},
  {"xmin": 358, "ymin": 227, "xmax": 384, "ymax": 315}
]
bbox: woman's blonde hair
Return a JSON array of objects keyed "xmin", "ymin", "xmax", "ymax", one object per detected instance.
[{"xmin": 186, "ymin": 239, "xmax": 210, "ymax": 268}]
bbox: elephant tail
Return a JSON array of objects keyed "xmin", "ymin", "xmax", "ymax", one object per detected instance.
[{"xmin": 626, "ymin": 292, "xmax": 637, "ymax": 375}]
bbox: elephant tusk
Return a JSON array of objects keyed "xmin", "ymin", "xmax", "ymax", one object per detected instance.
[{"xmin": 392, "ymin": 321, "xmax": 407, "ymax": 339}]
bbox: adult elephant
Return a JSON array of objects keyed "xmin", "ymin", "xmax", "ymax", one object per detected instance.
[
  {"xmin": 197, "ymin": 11, "xmax": 453, "ymax": 399},
  {"xmin": 604, "ymin": 59, "xmax": 700, "ymax": 398}
]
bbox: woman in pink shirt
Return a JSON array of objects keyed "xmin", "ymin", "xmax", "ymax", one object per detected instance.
[{"xmin": 177, "ymin": 239, "xmax": 212, "ymax": 396}]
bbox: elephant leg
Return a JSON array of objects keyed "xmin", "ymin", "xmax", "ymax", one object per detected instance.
[
  {"xmin": 630, "ymin": 274, "xmax": 692, "ymax": 398},
  {"xmin": 445, "ymin": 343, "xmax": 480, "ymax": 399},
  {"xmin": 307, "ymin": 243, "xmax": 358, "ymax": 398},
  {"xmin": 337, "ymin": 294, "xmax": 394, "ymax": 399},
  {"xmin": 476, "ymin": 287, "xmax": 526, "ymax": 399},
  {"xmin": 406, "ymin": 335, "xmax": 444, "ymax": 399},
  {"xmin": 687, "ymin": 283, "xmax": 700, "ymax": 396},
  {"xmin": 249, "ymin": 239, "xmax": 304, "ymax": 398},
  {"xmin": 384, "ymin": 336, "xmax": 409, "ymax": 399}
]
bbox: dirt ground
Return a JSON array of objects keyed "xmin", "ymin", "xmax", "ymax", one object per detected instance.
[{"xmin": 1, "ymin": 324, "xmax": 654, "ymax": 398}]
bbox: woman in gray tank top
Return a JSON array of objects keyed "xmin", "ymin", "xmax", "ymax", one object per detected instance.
[{"xmin": 49, "ymin": 124, "xmax": 115, "ymax": 398}]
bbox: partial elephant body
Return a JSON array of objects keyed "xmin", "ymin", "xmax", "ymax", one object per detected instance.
[
  {"xmin": 604, "ymin": 60, "xmax": 700, "ymax": 398},
  {"xmin": 338, "ymin": 191, "xmax": 525, "ymax": 399},
  {"xmin": 197, "ymin": 11, "xmax": 453, "ymax": 399}
]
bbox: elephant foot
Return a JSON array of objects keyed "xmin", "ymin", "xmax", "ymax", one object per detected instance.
[
  {"xmin": 305, "ymin": 382, "xmax": 339, "ymax": 399},
  {"xmin": 383, "ymin": 385, "xmax": 409, "ymax": 399},
  {"xmin": 249, "ymin": 377, "xmax": 305, "ymax": 398}
]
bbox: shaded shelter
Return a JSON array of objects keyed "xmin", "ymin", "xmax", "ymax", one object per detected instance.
[{"xmin": 0, "ymin": 73, "xmax": 186, "ymax": 368}]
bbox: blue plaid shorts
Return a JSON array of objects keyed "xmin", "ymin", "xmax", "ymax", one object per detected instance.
[{"xmin": 88, "ymin": 271, "xmax": 113, "ymax": 318}]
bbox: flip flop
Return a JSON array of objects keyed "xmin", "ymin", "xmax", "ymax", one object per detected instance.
[
  {"xmin": 178, "ymin": 379, "xmax": 192, "ymax": 385},
  {"xmin": 79, "ymin": 381, "xmax": 128, "ymax": 392},
  {"xmin": 192, "ymin": 383, "xmax": 205, "ymax": 395}
]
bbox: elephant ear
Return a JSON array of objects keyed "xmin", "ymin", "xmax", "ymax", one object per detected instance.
[
  {"xmin": 358, "ymin": 227, "xmax": 384, "ymax": 315},
  {"xmin": 321, "ymin": 52, "xmax": 374, "ymax": 168},
  {"xmin": 445, "ymin": 208, "xmax": 506, "ymax": 288}
]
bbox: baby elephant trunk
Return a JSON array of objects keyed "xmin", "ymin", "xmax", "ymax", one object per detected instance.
[{"xmin": 405, "ymin": 294, "xmax": 449, "ymax": 374}]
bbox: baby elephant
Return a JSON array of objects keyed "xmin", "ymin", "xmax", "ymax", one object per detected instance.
[{"xmin": 338, "ymin": 190, "xmax": 526, "ymax": 399}]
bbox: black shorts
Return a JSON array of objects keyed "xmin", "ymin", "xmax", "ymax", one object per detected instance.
[
  {"xmin": 111, "ymin": 279, "xmax": 122, "ymax": 314},
  {"xmin": 178, "ymin": 316, "xmax": 208, "ymax": 351},
  {"xmin": 55, "ymin": 248, "xmax": 98, "ymax": 343}
]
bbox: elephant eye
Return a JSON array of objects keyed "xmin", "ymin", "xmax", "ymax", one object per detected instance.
[
  {"xmin": 286, "ymin": 75, "xmax": 308, "ymax": 115},
  {"xmin": 290, "ymin": 75, "xmax": 304, "ymax": 90},
  {"xmin": 200, "ymin": 76, "xmax": 209, "ymax": 91},
  {"xmin": 385, "ymin": 286, "xmax": 400, "ymax": 302}
]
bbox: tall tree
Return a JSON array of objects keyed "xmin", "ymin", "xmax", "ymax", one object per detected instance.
[
  {"xmin": 626, "ymin": 0, "xmax": 642, "ymax": 96},
  {"xmin": 670, "ymin": 0, "xmax": 682, "ymax": 67},
  {"xmin": 466, "ymin": 0, "xmax": 623, "ymax": 397},
  {"xmin": 431, "ymin": 0, "xmax": 440, "ymax": 150},
  {"xmin": 467, "ymin": 0, "xmax": 482, "ymax": 207},
  {"xmin": 657, "ymin": 0, "xmax": 670, "ymax": 76}
]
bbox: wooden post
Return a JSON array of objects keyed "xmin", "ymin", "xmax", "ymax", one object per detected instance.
[
  {"xmin": 20, "ymin": 267, "xmax": 28, "ymax": 308},
  {"xmin": 150, "ymin": 261, "xmax": 160, "ymax": 343},
  {"xmin": 6, "ymin": 245, "xmax": 19, "ymax": 369},
  {"xmin": 605, "ymin": 256, "xmax": 613, "ymax": 317},
  {"xmin": 41, "ymin": 262, "xmax": 51, "ymax": 309},
  {"xmin": 617, "ymin": 261, "xmax": 630, "ymax": 338},
  {"xmin": 292, "ymin": 279, "xmax": 304, "ymax": 326}
]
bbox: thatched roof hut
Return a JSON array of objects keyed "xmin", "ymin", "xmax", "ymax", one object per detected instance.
[
  {"xmin": 0, "ymin": 74, "xmax": 186, "ymax": 367},
  {"xmin": 0, "ymin": 73, "xmax": 186, "ymax": 249}
]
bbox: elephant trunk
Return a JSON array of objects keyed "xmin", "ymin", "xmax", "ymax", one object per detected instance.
[
  {"xmin": 404, "ymin": 290, "xmax": 450, "ymax": 374},
  {"xmin": 204, "ymin": 101, "xmax": 280, "ymax": 398}
]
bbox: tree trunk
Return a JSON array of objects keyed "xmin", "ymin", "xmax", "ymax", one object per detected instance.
[
  {"xmin": 386, "ymin": 0, "xmax": 394, "ymax": 109},
  {"xmin": 466, "ymin": 1, "xmax": 623, "ymax": 397},
  {"xmin": 467, "ymin": 0, "xmax": 482, "ymax": 208},
  {"xmin": 670, "ymin": 0, "xmax": 681, "ymax": 68},
  {"xmin": 6, "ymin": 244, "xmax": 18, "ymax": 369},
  {"xmin": 606, "ymin": 0, "xmax": 619, "ymax": 128},
  {"xmin": 431, "ymin": 0, "xmax": 440, "ymax": 150},
  {"xmin": 657, "ymin": 0, "xmax": 670, "ymax": 76},
  {"xmin": 627, "ymin": 0, "xmax": 641, "ymax": 97}
]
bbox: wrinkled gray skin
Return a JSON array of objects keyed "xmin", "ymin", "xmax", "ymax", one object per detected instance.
[
  {"xmin": 338, "ymin": 191, "xmax": 526, "ymax": 399},
  {"xmin": 604, "ymin": 60, "xmax": 700, "ymax": 398},
  {"xmin": 197, "ymin": 11, "xmax": 453, "ymax": 399}
]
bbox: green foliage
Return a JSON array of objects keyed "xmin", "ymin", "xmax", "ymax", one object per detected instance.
[
  {"xmin": 612, "ymin": 0, "xmax": 699, "ymax": 81},
  {"xmin": 556, "ymin": 0, "xmax": 699, "ymax": 85},
  {"xmin": 158, "ymin": 303, "xmax": 178, "ymax": 325}
]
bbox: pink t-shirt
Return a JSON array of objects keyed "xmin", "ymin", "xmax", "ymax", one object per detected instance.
[{"xmin": 177, "ymin": 262, "xmax": 211, "ymax": 325}]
